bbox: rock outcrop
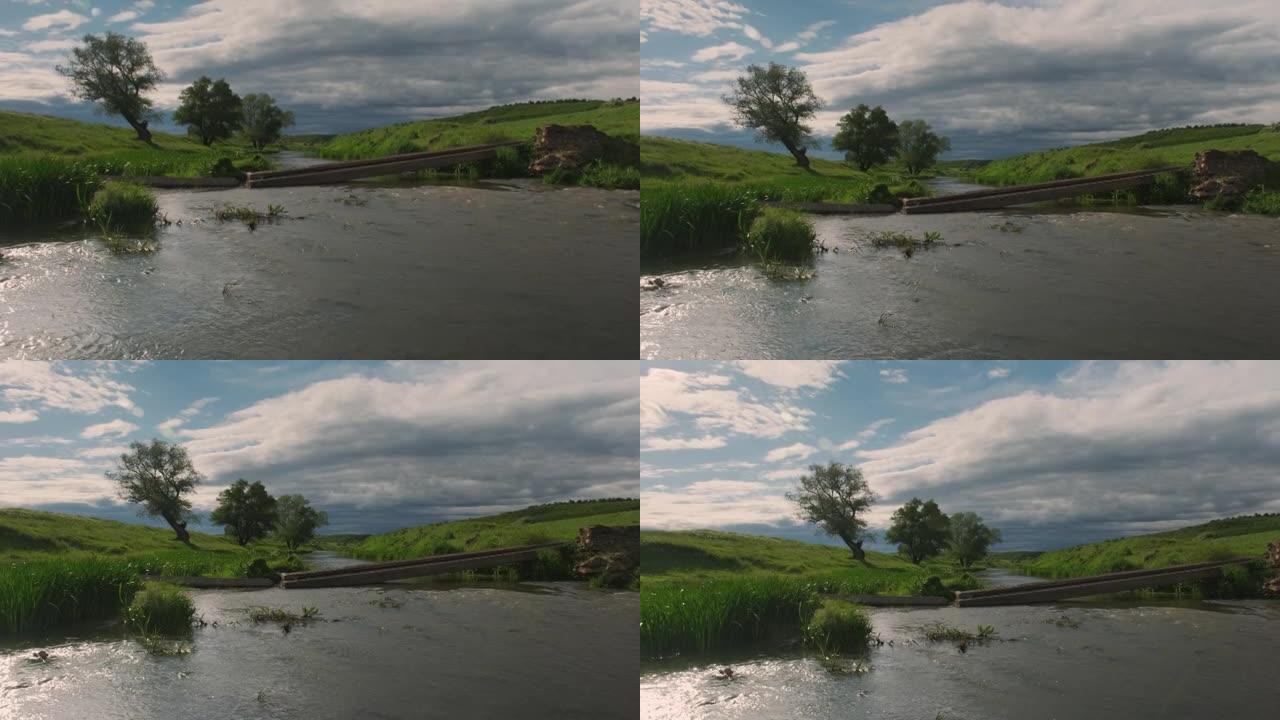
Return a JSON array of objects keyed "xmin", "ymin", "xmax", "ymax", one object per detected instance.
[
  {"xmin": 575, "ymin": 524, "xmax": 638, "ymax": 588},
  {"xmin": 530, "ymin": 124, "xmax": 639, "ymax": 176},
  {"xmin": 1189, "ymin": 149, "xmax": 1271, "ymax": 202},
  {"xmin": 1264, "ymin": 539, "xmax": 1280, "ymax": 598}
]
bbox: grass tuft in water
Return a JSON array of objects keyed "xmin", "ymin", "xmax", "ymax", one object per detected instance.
[
  {"xmin": 124, "ymin": 581, "xmax": 195, "ymax": 635},
  {"xmin": 88, "ymin": 181, "xmax": 159, "ymax": 232},
  {"xmin": 744, "ymin": 207, "xmax": 817, "ymax": 263},
  {"xmin": 804, "ymin": 598, "xmax": 873, "ymax": 653},
  {"xmin": 868, "ymin": 230, "xmax": 942, "ymax": 257}
]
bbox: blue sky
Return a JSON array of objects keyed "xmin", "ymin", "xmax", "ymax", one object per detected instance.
[
  {"xmin": 0, "ymin": 1, "xmax": 638, "ymax": 133},
  {"xmin": 641, "ymin": 0, "xmax": 1280, "ymax": 158},
  {"xmin": 641, "ymin": 361, "xmax": 1280, "ymax": 551},
  {"xmin": 0, "ymin": 361, "xmax": 639, "ymax": 534}
]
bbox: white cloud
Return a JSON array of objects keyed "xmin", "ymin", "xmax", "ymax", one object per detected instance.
[
  {"xmin": 156, "ymin": 396, "xmax": 218, "ymax": 436},
  {"xmin": 643, "ymin": 434, "xmax": 727, "ymax": 451},
  {"xmin": 741, "ymin": 23, "xmax": 770, "ymax": 49},
  {"xmin": 764, "ymin": 442, "xmax": 816, "ymax": 463},
  {"xmin": 858, "ymin": 418, "xmax": 895, "ymax": 439},
  {"xmin": 0, "ymin": 363, "xmax": 141, "ymax": 417},
  {"xmin": 735, "ymin": 360, "xmax": 844, "ymax": 390},
  {"xmin": 692, "ymin": 40, "xmax": 752, "ymax": 63},
  {"xmin": 641, "ymin": 367, "xmax": 812, "ymax": 439},
  {"xmin": 25, "ymin": 39, "xmax": 78, "ymax": 53},
  {"xmin": 0, "ymin": 409, "xmax": 39, "ymax": 424},
  {"xmin": 22, "ymin": 10, "xmax": 90, "ymax": 31},
  {"xmin": 81, "ymin": 419, "xmax": 139, "ymax": 439},
  {"xmin": 108, "ymin": 10, "xmax": 139, "ymax": 23},
  {"xmin": 643, "ymin": 479, "xmax": 791, "ymax": 530},
  {"xmin": 988, "ymin": 367, "xmax": 1011, "ymax": 379},
  {"xmin": 880, "ymin": 368, "xmax": 909, "ymax": 384},
  {"xmin": 77, "ymin": 445, "xmax": 129, "ymax": 459},
  {"xmin": 0, "ymin": 455, "xmax": 106, "ymax": 505},
  {"xmin": 641, "ymin": 0, "xmax": 747, "ymax": 37},
  {"xmin": 91, "ymin": 8, "xmax": 101, "ymax": 18}
]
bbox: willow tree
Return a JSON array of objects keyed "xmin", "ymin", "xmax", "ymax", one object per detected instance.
[
  {"xmin": 108, "ymin": 440, "xmax": 202, "ymax": 543},
  {"xmin": 787, "ymin": 462, "xmax": 877, "ymax": 562},
  {"xmin": 58, "ymin": 33, "xmax": 164, "ymax": 142},
  {"xmin": 723, "ymin": 62, "xmax": 823, "ymax": 169}
]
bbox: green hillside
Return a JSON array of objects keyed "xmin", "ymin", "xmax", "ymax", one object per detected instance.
[
  {"xmin": 971, "ymin": 123, "xmax": 1280, "ymax": 186},
  {"xmin": 0, "ymin": 508, "xmax": 248, "ymax": 564},
  {"xmin": 0, "ymin": 109, "xmax": 210, "ymax": 156},
  {"xmin": 318, "ymin": 99, "xmax": 639, "ymax": 160},
  {"xmin": 641, "ymin": 136, "xmax": 864, "ymax": 181},
  {"xmin": 353, "ymin": 498, "xmax": 639, "ymax": 561},
  {"xmin": 1022, "ymin": 513, "xmax": 1280, "ymax": 579}
]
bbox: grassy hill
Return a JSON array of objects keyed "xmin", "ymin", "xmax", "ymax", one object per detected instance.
[
  {"xmin": 1021, "ymin": 514, "xmax": 1280, "ymax": 579},
  {"xmin": 0, "ymin": 110, "xmax": 210, "ymax": 156},
  {"xmin": 318, "ymin": 99, "xmax": 639, "ymax": 160},
  {"xmin": 352, "ymin": 498, "xmax": 639, "ymax": 561},
  {"xmin": 970, "ymin": 123, "xmax": 1280, "ymax": 188},
  {"xmin": 641, "ymin": 136, "xmax": 863, "ymax": 182},
  {"xmin": 0, "ymin": 508, "xmax": 250, "ymax": 564}
]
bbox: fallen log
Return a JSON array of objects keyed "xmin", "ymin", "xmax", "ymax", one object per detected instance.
[
  {"xmin": 142, "ymin": 575, "xmax": 275, "ymax": 589},
  {"xmin": 902, "ymin": 166, "xmax": 1184, "ymax": 214},
  {"xmin": 955, "ymin": 559, "xmax": 1250, "ymax": 607},
  {"xmin": 245, "ymin": 141, "xmax": 526, "ymax": 188},
  {"xmin": 279, "ymin": 541, "xmax": 568, "ymax": 583},
  {"xmin": 281, "ymin": 547, "xmax": 550, "ymax": 588}
]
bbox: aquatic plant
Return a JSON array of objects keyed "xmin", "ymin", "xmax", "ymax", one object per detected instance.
[
  {"xmin": 921, "ymin": 622, "xmax": 996, "ymax": 644},
  {"xmin": 577, "ymin": 161, "xmax": 641, "ymax": 190},
  {"xmin": 640, "ymin": 182, "xmax": 760, "ymax": 257},
  {"xmin": 125, "ymin": 581, "xmax": 195, "ymax": 635},
  {"xmin": 1241, "ymin": 188, "xmax": 1280, "ymax": 215},
  {"xmin": 88, "ymin": 181, "xmax": 159, "ymax": 232},
  {"xmin": 744, "ymin": 207, "xmax": 817, "ymax": 263},
  {"xmin": 804, "ymin": 598, "xmax": 873, "ymax": 653},
  {"xmin": 867, "ymin": 230, "xmax": 942, "ymax": 257},
  {"xmin": 0, "ymin": 155, "xmax": 101, "ymax": 225}
]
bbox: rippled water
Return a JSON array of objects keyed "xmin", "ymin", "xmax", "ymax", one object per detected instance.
[
  {"xmin": 641, "ymin": 180, "xmax": 1280, "ymax": 359},
  {"xmin": 1, "ymin": 554, "xmax": 639, "ymax": 719},
  {"xmin": 640, "ymin": 570, "xmax": 1280, "ymax": 720},
  {"xmin": 0, "ymin": 159, "xmax": 638, "ymax": 359}
]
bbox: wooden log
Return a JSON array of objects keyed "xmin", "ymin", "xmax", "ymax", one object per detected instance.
[
  {"xmin": 281, "ymin": 548, "xmax": 545, "ymax": 588},
  {"xmin": 902, "ymin": 172, "xmax": 1175, "ymax": 214},
  {"xmin": 105, "ymin": 175, "xmax": 241, "ymax": 189},
  {"xmin": 903, "ymin": 166, "xmax": 1183, "ymax": 209},
  {"xmin": 828, "ymin": 593, "xmax": 950, "ymax": 606},
  {"xmin": 955, "ymin": 559, "xmax": 1247, "ymax": 600},
  {"xmin": 765, "ymin": 202, "xmax": 899, "ymax": 215},
  {"xmin": 955, "ymin": 562, "xmax": 1246, "ymax": 607},
  {"xmin": 278, "ymin": 541, "xmax": 568, "ymax": 583},
  {"xmin": 142, "ymin": 575, "xmax": 275, "ymax": 588},
  {"xmin": 245, "ymin": 141, "xmax": 526, "ymax": 188}
]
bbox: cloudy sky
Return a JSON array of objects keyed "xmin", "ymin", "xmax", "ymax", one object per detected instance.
[
  {"xmin": 0, "ymin": 0, "xmax": 638, "ymax": 133},
  {"xmin": 641, "ymin": 361, "xmax": 1280, "ymax": 551},
  {"xmin": 641, "ymin": 0, "xmax": 1280, "ymax": 158},
  {"xmin": 0, "ymin": 361, "xmax": 639, "ymax": 534}
]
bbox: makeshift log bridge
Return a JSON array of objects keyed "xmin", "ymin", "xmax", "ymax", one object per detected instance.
[
  {"xmin": 954, "ymin": 558, "xmax": 1253, "ymax": 607},
  {"xmin": 901, "ymin": 166, "xmax": 1183, "ymax": 214},
  {"xmin": 279, "ymin": 541, "xmax": 570, "ymax": 589},
  {"xmin": 244, "ymin": 140, "xmax": 526, "ymax": 189}
]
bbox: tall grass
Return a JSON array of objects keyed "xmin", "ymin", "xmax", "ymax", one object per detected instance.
[
  {"xmin": 0, "ymin": 551, "xmax": 252, "ymax": 635},
  {"xmin": 0, "ymin": 155, "xmax": 100, "ymax": 225},
  {"xmin": 124, "ymin": 581, "xmax": 195, "ymax": 635},
  {"xmin": 87, "ymin": 181, "xmax": 158, "ymax": 231},
  {"xmin": 744, "ymin": 207, "xmax": 816, "ymax": 262},
  {"xmin": 640, "ymin": 182, "xmax": 760, "ymax": 257},
  {"xmin": 1241, "ymin": 188, "xmax": 1280, "ymax": 215},
  {"xmin": 805, "ymin": 598, "xmax": 873, "ymax": 653}
]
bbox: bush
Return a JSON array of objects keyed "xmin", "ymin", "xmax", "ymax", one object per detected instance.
[
  {"xmin": 805, "ymin": 598, "xmax": 872, "ymax": 653},
  {"xmin": 87, "ymin": 181, "xmax": 158, "ymax": 231},
  {"xmin": 125, "ymin": 581, "xmax": 195, "ymax": 635},
  {"xmin": 1241, "ymin": 188, "xmax": 1280, "ymax": 215},
  {"xmin": 744, "ymin": 207, "xmax": 817, "ymax": 262}
]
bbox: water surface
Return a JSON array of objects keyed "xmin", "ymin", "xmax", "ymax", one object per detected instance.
[
  {"xmin": 2, "ymin": 554, "xmax": 638, "ymax": 719},
  {"xmin": 1, "ymin": 162, "xmax": 638, "ymax": 359},
  {"xmin": 641, "ymin": 182, "xmax": 1280, "ymax": 359}
]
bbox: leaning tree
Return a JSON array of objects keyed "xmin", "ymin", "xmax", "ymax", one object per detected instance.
[
  {"xmin": 723, "ymin": 62, "xmax": 823, "ymax": 169},
  {"xmin": 108, "ymin": 439, "xmax": 202, "ymax": 543},
  {"xmin": 58, "ymin": 33, "xmax": 164, "ymax": 143},
  {"xmin": 787, "ymin": 462, "xmax": 878, "ymax": 562}
]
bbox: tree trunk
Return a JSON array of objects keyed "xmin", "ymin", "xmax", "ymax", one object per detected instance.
[
  {"xmin": 163, "ymin": 513, "xmax": 191, "ymax": 544},
  {"xmin": 839, "ymin": 531, "xmax": 867, "ymax": 562},
  {"xmin": 123, "ymin": 114, "xmax": 153, "ymax": 143}
]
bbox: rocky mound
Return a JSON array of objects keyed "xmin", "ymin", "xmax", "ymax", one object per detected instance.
[{"xmin": 575, "ymin": 524, "xmax": 638, "ymax": 588}]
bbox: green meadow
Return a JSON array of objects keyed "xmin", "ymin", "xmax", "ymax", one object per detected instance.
[{"xmin": 640, "ymin": 530, "xmax": 977, "ymax": 658}]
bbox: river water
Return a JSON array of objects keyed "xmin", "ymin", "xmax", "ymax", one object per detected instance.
[
  {"xmin": 1, "ymin": 553, "xmax": 639, "ymax": 719},
  {"xmin": 639, "ymin": 569, "xmax": 1280, "ymax": 720},
  {"xmin": 0, "ymin": 154, "xmax": 638, "ymax": 359},
  {"xmin": 641, "ymin": 179, "xmax": 1280, "ymax": 359}
]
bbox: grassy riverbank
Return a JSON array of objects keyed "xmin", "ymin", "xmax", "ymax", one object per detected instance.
[
  {"xmin": 639, "ymin": 137, "xmax": 929, "ymax": 258},
  {"xmin": 317, "ymin": 99, "xmax": 640, "ymax": 189},
  {"xmin": 957, "ymin": 123, "xmax": 1280, "ymax": 213},
  {"xmin": 0, "ymin": 509, "xmax": 300, "ymax": 635},
  {"xmin": 1015, "ymin": 514, "xmax": 1280, "ymax": 587},
  {"xmin": 640, "ymin": 530, "xmax": 980, "ymax": 658},
  {"xmin": 349, "ymin": 498, "xmax": 639, "ymax": 582}
]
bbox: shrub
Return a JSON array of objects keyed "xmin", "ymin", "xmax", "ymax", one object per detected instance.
[
  {"xmin": 87, "ymin": 181, "xmax": 158, "ymax": 231},
  {"xmin": 744, "ymin": 207, "xmax": 817, "ymax": 262},
  {"xmin": 805, "ymin": 598, "xmax": 872, "ymax": 652},
  {"xmin": 1241, "ymin": 188, "xmax": 1280, "ymax": 216},
  {"xmin": 125, "ymin": 581, "xmax": 195, "ymax": 635}
]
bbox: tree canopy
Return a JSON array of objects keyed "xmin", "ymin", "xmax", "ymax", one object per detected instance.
[
  {"xmin": 787, "ymin": 462, "xmax": 877, "ymax": 561},
  {"xmin": 832, "ymin": 104, "xmax": 899, "ymax": 171},
  {"xmin": 57, "ymin": 33, "xmax": 164, "ymax": 142},
  {"xmin": 724, "ymin": 62, "xmax": 823, "ymax": 169},
  {"xmin": 275, "ymin": 494, "xmax": 328, "ymax": 550},
  {"xmin": 948, "ymin": 511, "xmax": 1002, "ymax": 569},
  {"xmin": 897, "ymin": 119, "xmax": 951, "ymax": 174},
  {"xmin": 107, "ymin": 440, "xmax": 202, "ymax": 543},
  {"xmin": 210, "ymin": 479, "xmax": 277, "ymax": 546},
  {"xmin": 241, "ymin": 93, "xmax": 295, "ymax": 150},
  {"xmin": 884, "ymin": 498, "xmax": 951, "ymax": 564},
  {"xmin": 173, "ymin": 76, "xmax": 243, "ymax": 146}
]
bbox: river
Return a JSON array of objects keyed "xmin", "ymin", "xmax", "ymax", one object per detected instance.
[
  {"xmin": 639, "ymin": 569, "xmax": 1280, "ymax": 719},
  {"xmin": 0, "ymin": 154, "xmax": 639, "ymax": 359},
  {"xmin": 641, "ymin": 179, "xmax": 1280, "ymax": 359},
  {"xmin": 1, "ymin": 553, "xmax": 639, "ymax": 719}
]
